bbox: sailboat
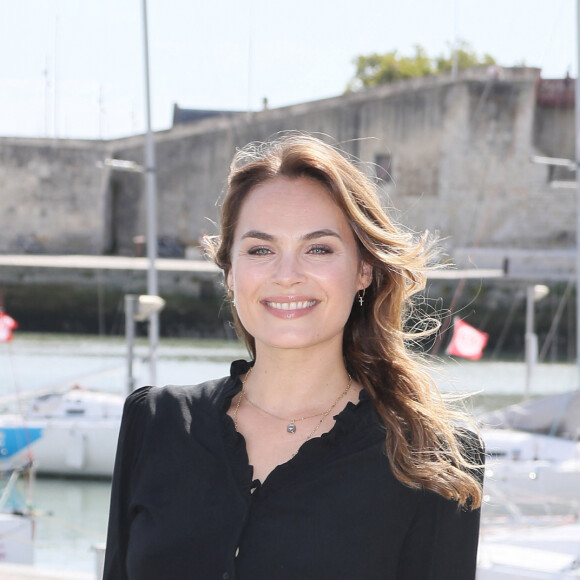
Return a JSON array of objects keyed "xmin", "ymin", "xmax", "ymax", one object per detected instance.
[
  {"xmin": 0, "ymin": 387, "xmax": 124, "ymax": 477},
  {"xmin": 475, "ymin": 10, "xmax": 580, "ymax": 574},
  {"xmin": 479, "ymin": 391, "xmax": 580, "ymax": 505},
  {"xmin": 478, "ymin": 515, "xmax": 580, "ymax": 579}
]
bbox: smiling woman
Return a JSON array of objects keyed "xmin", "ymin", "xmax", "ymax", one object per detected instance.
[
  {"xmin": 103, "ymin": 133, "xmax": 484, "ymax": 580},
  {"xmin": 226, "ymin": 176, "xmax": 371, "ymax": 355}
]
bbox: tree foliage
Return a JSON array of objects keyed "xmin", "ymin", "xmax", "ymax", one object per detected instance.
[{"xmin": 347, "ymin": 41, "xmax": 496, "ymax": 91}]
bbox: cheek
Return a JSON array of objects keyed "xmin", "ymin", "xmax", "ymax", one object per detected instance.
[
  {"xmin": 228, "ymin": 264, "xmax": 262, "ymax": 306},
  {"xmin": 314, "ymin": 262, "xmax": 360, "ymax": 297}
]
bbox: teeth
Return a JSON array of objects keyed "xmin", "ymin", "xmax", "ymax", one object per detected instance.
[{"xmin": 267, "ymin": 300, "xmax": 316, "ymax": 310}]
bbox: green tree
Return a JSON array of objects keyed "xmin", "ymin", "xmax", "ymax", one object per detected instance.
[
  {"xmin": 435, "ymin": 40, "xmax": 496, "ymax": 74},
  {"xmin": 346, "ymin": 41, "xmax": 496, "ymax": 92}
]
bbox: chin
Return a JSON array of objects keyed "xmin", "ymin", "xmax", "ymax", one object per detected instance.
[{"xmin": 254, "ymin": 330, "xmax": 343, "ymax": 353}]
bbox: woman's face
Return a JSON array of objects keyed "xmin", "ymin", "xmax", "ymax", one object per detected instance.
[{"xmin": 227, "ymin": 176, "xmax": 371, "ymax": 354}]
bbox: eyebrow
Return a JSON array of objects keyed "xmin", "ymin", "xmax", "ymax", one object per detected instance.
[{"xmin": 241, "ymin": 229, "xmax": 343, "ymax": 242}]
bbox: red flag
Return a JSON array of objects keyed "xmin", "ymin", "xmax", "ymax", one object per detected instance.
[
  {"xmin": 446, "ymin": 318, "xmax": 488, "ymax": 361},
  {"xmin": 0, "ymin": 312, "xmax": 18, "ymax": 342}
]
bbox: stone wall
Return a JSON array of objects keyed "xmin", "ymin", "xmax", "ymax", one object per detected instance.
[
  {"xmin": 0, "ymin": 138, "xmax": 109, "ymax": 254},
  {"xmin": 103, "ymin": 67, "xmax": 575, "ymax": 260},
  {"xmin": 354, "ymin": 73, "xmax": 573, "ymax": 252},
  {"xmin": 0, "ymin": 67, "xmax": 576, "ymax": 259}
]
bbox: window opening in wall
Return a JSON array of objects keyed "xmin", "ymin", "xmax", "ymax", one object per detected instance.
[{"xmin": 374, "ymin": 153, "xmax": 393, "ymax": 183}]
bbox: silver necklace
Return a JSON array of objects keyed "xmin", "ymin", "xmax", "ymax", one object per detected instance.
[
  {"xmin": 233, "ymin": 367, "xmax": 353, "ymax": 436},
  {"xmin": 244, "ymin": 393, "xmax": 326, "ymax": 434}
]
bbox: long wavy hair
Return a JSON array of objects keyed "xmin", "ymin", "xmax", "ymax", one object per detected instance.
[{"xmin": 205, "ymin": 133, "xmax": 483, "ymax": 509}]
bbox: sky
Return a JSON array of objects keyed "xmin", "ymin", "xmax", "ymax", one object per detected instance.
[{"xmin": 0, "ymin": 0, "xmax": 576, "ymax": 140}]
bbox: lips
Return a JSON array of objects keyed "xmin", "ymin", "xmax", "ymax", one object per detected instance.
[{"xmin": 264, "ymin": 300, "xmax": 317, "ymax": 311}]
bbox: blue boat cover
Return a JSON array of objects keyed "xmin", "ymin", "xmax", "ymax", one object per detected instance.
[{"xmin": 0, "ymin": 427, "xmax": 44, "ymax": 458}]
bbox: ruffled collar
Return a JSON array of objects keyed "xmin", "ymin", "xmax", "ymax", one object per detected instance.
[
  {"xmin": 223, "ymin": 359, "xmax": 377, "ymax": 444},
  {"xmin": 219, "ymin": 359, "xmax": 384, "ymax": 493}
]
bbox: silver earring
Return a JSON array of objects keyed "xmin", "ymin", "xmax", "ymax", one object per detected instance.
[{"xmin": 358, "ymin": 288, "xmax": 365, "ymax": 307}]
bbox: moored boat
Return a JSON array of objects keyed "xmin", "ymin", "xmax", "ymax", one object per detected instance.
[
  {"xmin": 478, "ymin": 516, "xmax": 580, "ymax": 579},
  {"xmin": 0, "ymin": 387, "xmax": 124, "ymax": 478},
  {"xmin": 480, "ymin": 390, "xmax": 580, "ymax": 507}
]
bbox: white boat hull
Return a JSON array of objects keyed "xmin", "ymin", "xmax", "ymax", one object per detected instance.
[
  {"xmin": 482, "ymin": 428, "xmax": 580, "ymax": 505},
  {"xmin": 0, "ymin": 389, "xmax": 124, "ymax": 477},
  {"xmin": 478, "ymin": 520, "xmax": 580, "ymax": 579},
  {"xmin": 24, "ymin": 419, "xmax": 120, "ymax": 477}
]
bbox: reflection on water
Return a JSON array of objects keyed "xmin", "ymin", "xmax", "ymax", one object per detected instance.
[
  {"xmin": 33, "ymin": 478, "xmax": 111, "ymax": 573},
  {"xmin": 2, "ymin": 333, "xmax": 577, "ymax": 572}
]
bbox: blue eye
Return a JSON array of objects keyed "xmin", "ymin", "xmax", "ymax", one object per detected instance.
[
  {"xmin": 309, "ymin": 245, "xmax": 332, "ymax": 254},
  {"xmin": 248, "ymin": 246, "xmax": 272, "ymax": 255}
]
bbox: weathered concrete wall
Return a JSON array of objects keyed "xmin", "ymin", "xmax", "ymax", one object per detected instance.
[
  {"xmin": 0, "ymin": 138, "xmax": 109, "ymax": 254},
  {"xmin": 0, "ymin": 67, "xmax": 575, "ymax": 260},
  {"xmin": 356, "ymin": 74, "xmax": 574, "ymax": 252},
  {"xmin": 105, "ymin": 67, "xmax": 575, "ymax": 261},
  {"xmin": 106, "ymin": 97, "xmax": 371, "ymax": 255}
]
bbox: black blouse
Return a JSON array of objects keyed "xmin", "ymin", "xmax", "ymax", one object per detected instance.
[{"xmin": 103, "ymin": 360, "xmax": 483, "ymax": 580}]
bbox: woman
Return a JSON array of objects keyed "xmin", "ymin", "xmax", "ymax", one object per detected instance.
[{"xmin": 104, "ymin": 134, "xmax": 484, "ymax": 580}]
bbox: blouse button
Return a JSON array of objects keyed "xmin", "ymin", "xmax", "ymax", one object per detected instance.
[{"xmin": 235, "ymin": 547, "xmax": 240, "ymax": 558}]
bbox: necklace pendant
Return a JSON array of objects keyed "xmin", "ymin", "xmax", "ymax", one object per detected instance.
[{"xmin": 287, "ymin": 422, "xmax": 297, "ymax": 434}]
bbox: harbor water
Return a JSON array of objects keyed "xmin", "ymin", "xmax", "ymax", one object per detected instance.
[{"xmin": 0, "ymin": 333, "xmax": 577, "ymax": 574}]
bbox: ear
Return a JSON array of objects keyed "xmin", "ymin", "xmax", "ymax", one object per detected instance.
[
  {"xmin": 359, "ymin": 261, "xmax": 372, "ymax": 290},
  {"xmin": 226, "ymin": 270, "xmax": 233, "ymax": 293}
]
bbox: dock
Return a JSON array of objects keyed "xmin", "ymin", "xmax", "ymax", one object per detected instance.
[
  {"xmin": 0, "ymin": 254, "xmax": 220, "ymax": 274},
  {"xmin": 0, "ymin": 253, "xmax": 506, "ymax": 279}
]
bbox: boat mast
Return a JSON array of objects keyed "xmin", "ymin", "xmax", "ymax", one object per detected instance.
[
  {"xmin": 142, "ymin": 0, "xmax": 159, "ymax": 386},
  {"xmin": 576, "ymin": 0, "xmax": 580, "ymax": 388}
]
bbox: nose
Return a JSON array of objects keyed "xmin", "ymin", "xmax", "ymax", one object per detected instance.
[{"xmin": 272, "ymin": 252, "xmax": 306, "ymax": 287}]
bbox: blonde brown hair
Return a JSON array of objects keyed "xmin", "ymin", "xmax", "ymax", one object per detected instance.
[{"xmin": 205, "ymin": 133, "xmax": 483, "ymax": 509}]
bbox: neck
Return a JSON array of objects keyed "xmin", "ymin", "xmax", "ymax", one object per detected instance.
[{"xmin": 246, "ymin": 342, "xmax": 350, "ymax": 416}]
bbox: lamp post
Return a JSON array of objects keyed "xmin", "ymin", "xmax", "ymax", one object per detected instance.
[
  {"xmin": 102, "ymin": 154, "xmax": 160, "ymax": 387},
  {"xmin": 125, "ymin": 294, "xmax": 166, "ymax": 396},
  {"xmin": 524, "ymin": 284, "xmax": 549, "ymax": 400},
  {"xmin": 125, "ymin": 295, "xmax": 138, "ymax": 395}
]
